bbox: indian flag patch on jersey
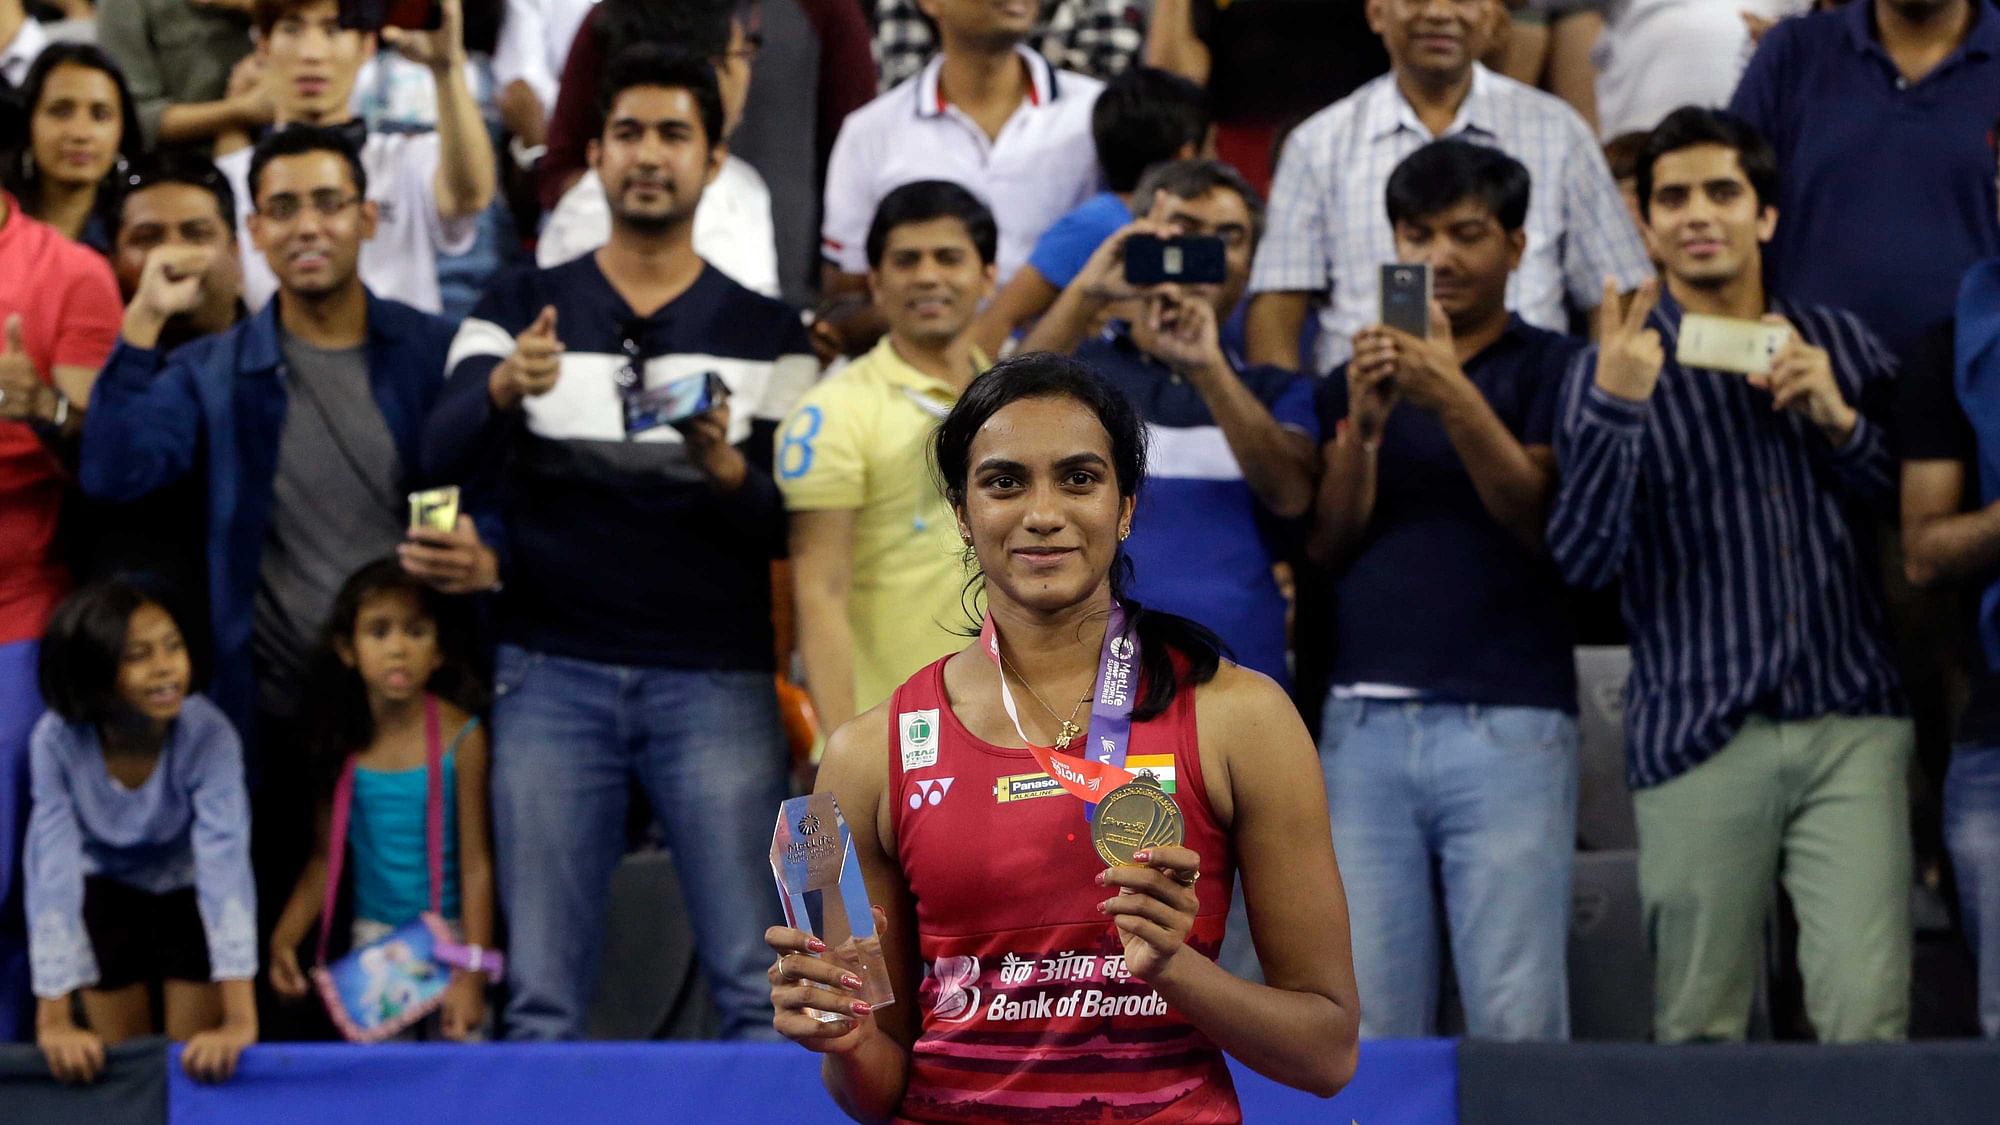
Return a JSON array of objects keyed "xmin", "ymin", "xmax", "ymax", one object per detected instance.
[{"xmin": 1124, "ymin": 753, "xmax": 1176, "ymax": 794}]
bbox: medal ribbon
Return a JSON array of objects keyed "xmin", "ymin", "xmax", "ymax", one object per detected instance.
[{"xmin": 979, "ymin": 602, "xmax": 1141, "ymax": 820}]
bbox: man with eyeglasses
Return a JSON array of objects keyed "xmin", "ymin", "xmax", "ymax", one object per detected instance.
[
  {"xmin": 1024, "ymin": 159, "xmax": 1316, "ymax": 690},
  {"xmin": 79, "ymin": 129, "xmax": 470, "ymax": 933},
  {"xmin": 424, "ymin": 45, "xmax": 816, "ymax": 1042},
  {"xmin": 212, "ymin": 0, "xmax": 496, "ymax": 315}
]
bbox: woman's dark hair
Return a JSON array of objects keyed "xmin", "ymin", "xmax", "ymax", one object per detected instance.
[
  {"xmin": 931, "ymin": 353, "xmax": 1226, "ymax": 722},
  {"xmin": 1384, "ymin": 138, "xmax": 1531, "ymax": 233},
  {"xmin": 865, "ymin": 179, "xmax": 998, "ymax": 268},
  {"xmin": 298, "ymin": 559, "xmax": 485, "ymax": 791},
  {"xmin": 1637, "ymin": 106, "xmax": 1779, "ymax": 222},
  {"xmin": 39, "ymin": 578, "xmax": 201, "ymax": 729},
  {"xmin": 3, "ymin": 44, "xmax": 144, "ymax": 224}
]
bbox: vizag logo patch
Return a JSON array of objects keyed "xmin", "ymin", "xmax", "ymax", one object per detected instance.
[{"xmin": 900, "ymin": 709, "xmax": 939, "ymax": 770}]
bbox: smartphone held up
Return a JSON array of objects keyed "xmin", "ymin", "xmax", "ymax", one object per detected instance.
[
  {"xmin": 1379, "ymin": 263, "xmax": 1431, "ymax": 339},
  {"xmin": 1124, "ymin": 235, "xmax": 1228, "ymax": 287}
]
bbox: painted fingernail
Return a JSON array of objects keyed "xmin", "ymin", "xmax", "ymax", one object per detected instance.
[
  {"xmin": 1134, "ymin": 850, "xmax": 1151, "ymax": 863},
  {"xmin": 1094, "ymin": 871, "xmax": 1108, "ymax": 886},
  {"xmin": 850, "ymin": 1001, "xmax": 872, "ymax": 1017},
  {"xmin": 841, "ymin": 973, "xmax": 863, "ymax": 991},
  {"xmin": 806, "ymin": 937, "xmax": 827, "ymax": 953}
]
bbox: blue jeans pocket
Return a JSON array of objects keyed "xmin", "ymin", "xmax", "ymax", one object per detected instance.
[
  {"xmin": 1477, "ymin": 706, "xmax": 1573, "ymax": 754},
  {"xmin": 492, "ymin": 645, "xmax": 541, "ymax": 699}
]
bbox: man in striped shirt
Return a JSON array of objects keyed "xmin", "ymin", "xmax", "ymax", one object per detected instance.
[{"xmin": 1549, "ymin": 108, "xmax": 1912, "ymax": 1043}]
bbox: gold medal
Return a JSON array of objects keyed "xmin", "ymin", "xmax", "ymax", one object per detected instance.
[{"xmin": 1090, "ymin": 777, "xmax": 1184, "ymax": 867}]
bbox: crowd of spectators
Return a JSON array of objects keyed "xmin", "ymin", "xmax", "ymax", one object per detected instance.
[{"xmin": 1, "ymin": 0, "xmax": 1999, "ymax": 1089}]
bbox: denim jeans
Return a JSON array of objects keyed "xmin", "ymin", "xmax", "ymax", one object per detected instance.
[
  {"xmin": 1946, "ymin": 746, "xmax": 2000, "ymax": 1039},
  {"xmin": 491, "ymin": 645, "xmax": 788, "ymax": 1041},
  {"xmin": 0, "ymin": 639, "xmax": 41, "ymax": 1040},
  {"xmin": 1319, "ymin": 696, "xmax": 1578, "ymax": 1040}
]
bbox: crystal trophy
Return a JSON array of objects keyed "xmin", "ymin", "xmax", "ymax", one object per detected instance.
[{"xmin": 770, "ymin": 793, "xmax": 894, "ymax": 1020}]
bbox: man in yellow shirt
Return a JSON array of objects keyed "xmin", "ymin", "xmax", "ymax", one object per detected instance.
[{"xmin": 779, "ymin": 182, "xmax": 997, "ymax": 728}]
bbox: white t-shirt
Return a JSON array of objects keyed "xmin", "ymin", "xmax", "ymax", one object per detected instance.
[
  {"xmin": 821, "ymin": 45, "xmax": 1102, "ymax": 286},
  {"xmin": 492, "ymin": 0, "xmax": 600, "ymax": 114},
  {"xmin": 536, "ymin": 155, "xmax": 782, "ymax": 299},
  {"xmin": 0, "ymin": 17, "xmax": 48, "ymax": 87},
  {"xmin": 1592, "ymin": 0, "xmax": 1810, "ymax": 140},
  {"xmin": 220, "ymin": 130, "xmax": 479, "ymax": 315}
]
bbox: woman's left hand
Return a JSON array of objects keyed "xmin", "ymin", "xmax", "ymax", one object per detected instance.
[
  {"xmin": 1097, "ymin": 846, "xmax": 1202, "ymax": 981},
  {"xmin": 440, "ymin": 971, "xmax": 486, "ymax": 1041}
]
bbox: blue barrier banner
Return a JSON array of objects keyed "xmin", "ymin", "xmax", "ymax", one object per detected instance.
[{"xmin": 167, "ymin": 1039, "xmax": 1459, "ymax": 1124}]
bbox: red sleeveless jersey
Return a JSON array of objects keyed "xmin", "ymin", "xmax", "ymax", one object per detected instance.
[{"xmin": 886, "ymin": 656, "xmax": 1240, "ymax": 1123}]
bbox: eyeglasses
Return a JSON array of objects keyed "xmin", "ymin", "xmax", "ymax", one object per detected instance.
[{"xmin": 256, "ymin": 191, "xmax": 362, "ymax": 223}]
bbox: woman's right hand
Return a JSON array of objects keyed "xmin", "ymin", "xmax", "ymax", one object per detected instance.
[
  {"xmin": 38, "ymin": 1023, "xmax": 106, "ymax": 1084},
  {"xmin": 269, "ymin": 942, "xmax": 309, "ymax": 999},
  {"xmin": 765, "ymin": 924, "xmax": 877, "ymax": 1055}
]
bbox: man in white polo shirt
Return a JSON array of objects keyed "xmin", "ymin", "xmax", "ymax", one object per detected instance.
[
  {"xmin": 216, "ymin": 0, "xmax": 496, "ymax": 314},
  {"xmin": 817, "ymin": 0, "xmax": 1101, "ymax": 354}
]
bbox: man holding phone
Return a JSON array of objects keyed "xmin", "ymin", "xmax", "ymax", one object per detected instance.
[
  {"xmin": 1308, "ymin": 140, "xmax": 1583, "ymax": 1040},
  {"xmin": 423, "ymin": 45, "xmax": 817, "ymax": 1042},
  {"xmin": 212, "ymin": 0, "xmax": 495, "ymax": 314},
  {"xmin": 1549, "ymin": 108, "xmax": 1911, "ymax": 1043},
  {"xmin": 1025, "ymin": 159, "xmax": 1316, "ymax": 688}
]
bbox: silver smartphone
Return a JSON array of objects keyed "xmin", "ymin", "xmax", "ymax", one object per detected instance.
[{"xmin": 1380, "ymin": 263, "xmax": 1431, "ymax": 339}]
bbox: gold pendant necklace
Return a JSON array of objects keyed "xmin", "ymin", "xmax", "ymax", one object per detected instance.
[{"xmin": 999, "ymin": 651, "xmax": 1092, "ymax": 749}]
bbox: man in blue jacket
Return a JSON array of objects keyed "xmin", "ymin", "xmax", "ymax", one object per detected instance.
[
  {"xmin": 78, "ymin": 127, "xmax": 475, "ymax": 970},
  {"xmin": 81, "ymin": 125, "xmax": 470, "ymax": 742}
]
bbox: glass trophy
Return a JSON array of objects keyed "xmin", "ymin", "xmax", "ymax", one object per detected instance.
[{"xmin": 770, "ymin": 793, "xmax": 894, "ymax": 1021}]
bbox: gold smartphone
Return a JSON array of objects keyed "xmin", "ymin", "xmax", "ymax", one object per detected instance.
[
  {"xmin": 1676, "ymin": 313, "xmax": 1791, "ymax": 375},
  {"xmin": 407, "ymin": 485, "xmax": 460, "ymax": 535}
]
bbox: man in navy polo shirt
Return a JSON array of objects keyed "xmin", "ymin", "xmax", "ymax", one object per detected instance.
[
  {"xmin": 1309, "ymin": 140, "xmax": 1582, "ymax": 1040},
  {"xmin": 1730, "ymin": 0, "xmax": 2000, "ymax": 359},
  {"xmin": 1022, "ymin": 158, "xmax": 1319, "ymax": 687}
]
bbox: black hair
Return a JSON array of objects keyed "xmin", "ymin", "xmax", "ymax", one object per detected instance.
[
  {"xmin": 1130, "ymin": 158, "xmax": 1264, "ymax": 238},
  {"xmin": 1384, "ymin": 139, "xmax": 1531, "ymax": 233},
  {"xmin": 1092, "ymin": 67, "xmax": 1210, "ymax": 194},
  {"xmin": 114, "ymin": 151, "xmax": 238, "ymax": 234},
  {"xmin": 298, "ymin": 559, "xmax": 485, "ymax": 791},
  {"xmin": 597, "ymin": 42, "xmax": 727, "ymax": 151},
  {"xmin": 1602, "ymin": 130, "xmax": 1650, "ymax": 184},
  {"xmin": 38, "ymin": 578, "xmax": 201, "ymax": 731},
  {"xmin": 247, "ymin": 124, "xmax": 369, "ymax": 206},
  {"xmin": 594, "ymin": 0, "xmax": 754, "ymax": 57},
  {"xmin": 1637, "ymin": 106, "xmax": 1778, "ymax": 222},
  {"xmin": 865, "ymin": 179, "xmax": 998, "ymax": 268},
  {"xmin": 930, "ymin": 353, "xmax": 1226, "ymax": 722},
  {"xmin": 3, "ymin": 43, "xmax": 144, "ymax": 225}
]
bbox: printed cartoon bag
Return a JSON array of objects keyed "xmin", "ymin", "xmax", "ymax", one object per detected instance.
[{"xmin": 311, "ymin": 697, "xmax": 504, "ymax": 1042}]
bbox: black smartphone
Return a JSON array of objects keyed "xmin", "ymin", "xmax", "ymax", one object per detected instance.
[
  {"xmin": 337, "ymin": 0, "xmax": 443, "ymax": 32},
  {"xmin": 1124, "ymin": 235, "xmax": 1227, "ymax": 286},
  {"xmin": 1379, "ymin": 263, "xmax": 1431, "ymax": 338},
  {"xmin": 626, "ymin": 371, "xmax": 730, "ymax": 437}
]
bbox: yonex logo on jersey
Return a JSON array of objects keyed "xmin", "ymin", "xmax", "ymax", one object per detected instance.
[
  {"xmin": 900, "ymin": 709, "xmax": 940, "ymax": 770},
  {"xmin": 909, "ymin": 777, "xmax": 955, "ymax": 810}
]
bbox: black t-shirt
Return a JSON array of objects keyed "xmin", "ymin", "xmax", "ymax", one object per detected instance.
[
  {"xmin": 1316, "ymin": 318, "xmax": 1581, "ymax": 712},
  {"xmin": 1193, "ymin": 0, "xmax": 1387, "ymax": 126},
  {"xmin": 1897, "ymin": 317, "xmax": 2000, "ymax": 746}
]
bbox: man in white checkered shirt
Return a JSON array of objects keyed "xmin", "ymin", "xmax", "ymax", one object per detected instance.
[
  {"xmin": 1246, "ymin": 0, "xmax": 1651, "ymax": 374},
  {"xmin": 872, "ymin": 0, "xmax": 1145, "ymax": 91}
]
